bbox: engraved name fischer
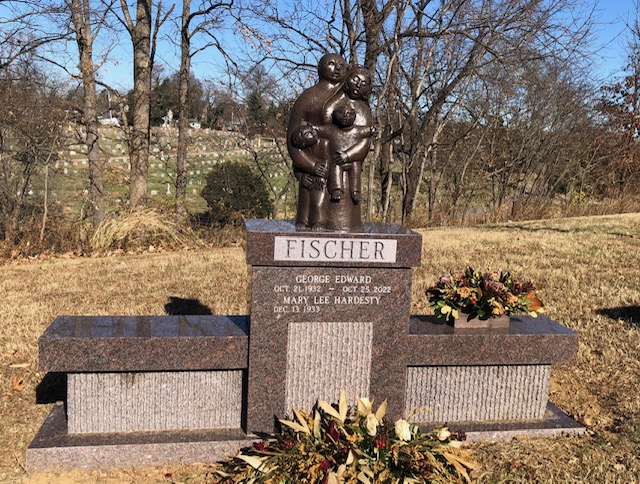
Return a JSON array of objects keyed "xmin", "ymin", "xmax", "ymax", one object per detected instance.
[{"xmin": 274, "ymin": 236, "xmax": 397, "ymax": 263}]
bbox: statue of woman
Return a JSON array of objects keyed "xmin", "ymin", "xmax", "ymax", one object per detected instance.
[
  {"xmin": 287, "ymin": 60, "xmax": 374, "ymax": 232},
  {"xmin": 287, "ymin": 54, "xmax": 347, "ymax": 231}
]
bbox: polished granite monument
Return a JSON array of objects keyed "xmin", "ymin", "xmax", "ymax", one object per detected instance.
[
  {"xmin": 27, "ymin": 54, "xmax": 582, "ymax": 471},
  {"xmin": 27, "ymin": 218, "xmax": 582, "ymax": 470}
]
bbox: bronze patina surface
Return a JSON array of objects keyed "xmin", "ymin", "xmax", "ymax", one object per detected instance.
[{"xmin": 287, "ymin": 54, "xmax": 374, "ymax": 232}]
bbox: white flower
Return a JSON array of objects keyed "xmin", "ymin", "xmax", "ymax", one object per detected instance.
[
  {"xmin": 448, "ymin": 440, "xmax": 463, "ymax": 449},
  {"xmin": 394, "ymin": 419, "xmax": 412, "ymax": 441},
  {"xmin": 357, "ymin": 397, "xmax": 373, "ymax": 416},
  {"xmin": 365, "ymin": 413, "xmax": 378, "ymax": 436},
  {"xmin": 437, "ymin": 427, "xmax": 451, "ymax": 441}
]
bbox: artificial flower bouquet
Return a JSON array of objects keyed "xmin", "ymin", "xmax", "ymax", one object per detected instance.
[
  {"xmin": 212, "ymin": 391, "xmax": 474, "ymax": 483},
  {"xmin": 426, "ymin": 266, "xmax": 544, "ymax": 322}
]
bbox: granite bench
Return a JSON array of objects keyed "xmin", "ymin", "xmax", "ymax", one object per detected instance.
[
  {"xmin": 27, "ymin": 315, "xmax": 254, "ymax": 471},
  {"xmin": 406, "ymin": 315, "xmax": 580, "ymax": 438},
  {"xmin": 39, "ymin": 315, "xmax": 249, "ymax": 434},
  {"xmin": 28, "ymin": 220, "xmax": 584, "ymax": 470}
]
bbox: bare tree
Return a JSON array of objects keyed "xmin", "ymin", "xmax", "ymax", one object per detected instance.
[
  {"xmin": 67, "ymin": 0, "xmax": 115, "ymax": 227},
  {"xmin": 1, "ymin": 0, "xmax": 115, "ymax": 229},
  {"xmin": 174, "ymin": 0, "xmax": 231, "ymax": 225},
  {"xmin": 0, "ymin": 60, "xmax": 67, "ymax": 242},
  {"xmin": 374, "ymin": 0, "xmax": 595, "ymax": 224},
  {"xmin": 0, "ymin": 2, "xmax": 67, "ymax": 69},
  {"xmin": 598, "ymin": 11, "xmax": 640, "ymax": 197},
  {"xmin": 116, "ymin": 0, "xmax": 174, "ymax": 209}
]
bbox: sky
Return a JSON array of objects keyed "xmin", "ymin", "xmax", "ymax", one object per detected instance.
[
  {"xmin": 2, "ymin": 0, "xmax": 638, "ymax": 91},
  {"xmin": 592, "ymin": 0, "xmax": 638, "ymax": 81},
  {"xmin": 70, "ymin": 0, "xmax": 640, "ymax": 91}
]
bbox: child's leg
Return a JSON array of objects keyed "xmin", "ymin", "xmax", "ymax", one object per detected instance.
[
  {"xmin": 308, "ymin": 183, "xmax": 327, "ymax": 230},
  {"xmin": 328, "ymin": 162, "xmax": 345, "ymax": 200},
  {"xmin": 348, "ymin": 162, "xmax": 361, "ymax": 202},
  {"xmin": 295, "ymin": 179, "xmax": 311, "ymax": 229}
]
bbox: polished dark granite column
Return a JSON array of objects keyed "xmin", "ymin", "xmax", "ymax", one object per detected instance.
[{"xmin": 244, "ymin": 219, "xmax": 422, "ymax": 434}]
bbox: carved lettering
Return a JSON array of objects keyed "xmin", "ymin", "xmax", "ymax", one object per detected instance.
[{"xmin": 274, "ymin": 237, "xmax": 397, "ymax": 263}]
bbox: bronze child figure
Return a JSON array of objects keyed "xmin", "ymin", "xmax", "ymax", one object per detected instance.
[{"xmin": 291, "ymin": 102, "xmax": 376, "ymax": 203}]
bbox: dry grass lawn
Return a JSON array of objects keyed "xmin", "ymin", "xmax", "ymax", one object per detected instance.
[{"xmin": 1, "ymin": 213, "xmax": 639, "ymax": 483}]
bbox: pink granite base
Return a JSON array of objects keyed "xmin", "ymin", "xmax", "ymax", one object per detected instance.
[
  {"xmin": 247, "ymin": 266, "xmax": 412, "ymax": 434},
  {"xmin": 418, "ymin": 402, "xmax": 585, "ymax": 442},
  {"xmin": 27, "ymin": 401, "xmax": 584, "ymax": 471},
  {"xmin": 26, "ymin": 403, "xmax": 257, "ymax": 471}
]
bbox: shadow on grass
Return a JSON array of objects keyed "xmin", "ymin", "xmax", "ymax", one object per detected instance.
[
  {"xmin": 596, "ymin": 306, "xmax": 640, "ymax": 327},
  {"xmin": 485, "ymin": 224, "xmax": 636, "ymax": 238},
  {"xmin": 36, "ymin": 372, "xmax": 67, "ymax": 404},
  {"xmin": 164, "ymin": 296, "xmax": 213, "ymax": 315}
]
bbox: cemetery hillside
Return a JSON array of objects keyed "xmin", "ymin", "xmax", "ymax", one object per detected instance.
[
  {"xmin": 2, "ymin": 0, "xmax": 640, "ymax": 481},
  {"xmin": 1, "ymin": 0, "xmax": 640, "ymax": 254},
  {"xmin": 1, "ymin": 213, "xmax": 639, "ymax": 482}
]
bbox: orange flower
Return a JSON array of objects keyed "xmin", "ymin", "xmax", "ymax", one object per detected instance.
[{"xmin": 491, "ymin": 302, "xmax": 505, "ymax": 315}]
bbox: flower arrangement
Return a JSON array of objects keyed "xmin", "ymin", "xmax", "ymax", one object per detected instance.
[
  {"xmin": 426, "ymin": 266, "xmax": 544, "ymax": 322},
  {"xmin": 211, "ymin": 391, "xmax": 474, "ymax": 483}
]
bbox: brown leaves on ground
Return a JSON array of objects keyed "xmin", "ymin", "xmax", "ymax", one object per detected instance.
[{"xmin": 10, "ymin": 375, "xmax": 26, "ymax": 392}]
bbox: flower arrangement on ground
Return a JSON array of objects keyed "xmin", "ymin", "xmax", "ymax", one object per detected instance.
[
  {"xmin": 426, "ymin": 266, "xmax": 544, "ymax": 322},
  {"xmin": 211, "ymin": 391, "xmax": 474, "ymax": 483}
]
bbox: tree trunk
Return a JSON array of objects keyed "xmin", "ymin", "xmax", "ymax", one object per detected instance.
[
  {"xmin": 128, "ymin": 0, "xmax": 152, "ymax": 210},
  {"xmin": 401, "ymin": 146, "xmax": 425, "ymax": 226},
  {"xmin": 365, "ymin": 141, "xmax": 377, "ymax": 222},
  {"xmin": 70, "ymin": 0, "xmax": 104, "ymax": 227},
  {"xmin": 40, "ymin": 164, "xmax": 49, "ymax": 243},
  {"xmin": 175, "ymin": 0, "xmax": 190, "ymax": 226},
  {"xmin": 379, "ymin": 130, "xmax": 395, "ymax": 222}
]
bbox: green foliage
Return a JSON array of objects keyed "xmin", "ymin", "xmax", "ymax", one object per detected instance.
[
  {"xmin": 200, "ymin": 162, "xmax": 271, "ymax": 226},
  {"xmin": 426, "ymin": 267, "xmax": 544, "ymax": 322},
  {"xmin": 211, "ymin": 392, "xmax": 474, "ymax": 483},
  {"xmin": 245, "ymin": 90, "xmax": 267, "ymax": 135}
]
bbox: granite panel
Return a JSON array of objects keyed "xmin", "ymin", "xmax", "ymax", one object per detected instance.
[
  {"xmin": 27, "ymin": 403, "xmax": 256, "ymax": 471},
  {"xmin": 408, "ymin": 315, "xmax": 578, "ymax": 365},
  {"xmin": 244, "ymin": 219, "xmax": 422, "ymax": 268},
  {"xmin": 39, "ymin": 315, "xmax": 249, "ymax": 372},
  {"xmin": 68, "ymin": 370, "xmax": 243, "ymax": 433},
  {"xmin": 285, "ymin": 322, "xmax": 373, "ymax": 412},
  {"xmin": 406, "ymin": 365, "xmax": 550, "ymax": 422},
  {"xmin": 247, "ymin": 266, "xmax": 411, "ymax": 434}
]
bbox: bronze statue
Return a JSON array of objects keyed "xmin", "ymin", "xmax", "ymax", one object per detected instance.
[{"xmin": 287, "ymin": 55, "xmax": 374, "ymax": 232}]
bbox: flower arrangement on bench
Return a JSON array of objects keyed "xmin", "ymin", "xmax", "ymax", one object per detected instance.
[{"xmin": 426, "ymin": 267, "xmax": 544, "ymax": 328}]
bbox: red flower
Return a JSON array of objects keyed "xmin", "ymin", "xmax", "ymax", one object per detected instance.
[
  {"xmin": 319, "ymin": 459, "xmax": 331, "ymax": 470},
  {"xmin": 280, "ymin": 434, "xmax": 295, "ymax": 450},
  {"xmin": 328, "ymin": 420, "xmax": 341, "ymax": 441},
  {"xmin": 375, "ymin": 434, "xmax": 387, "ymax": 449}
]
